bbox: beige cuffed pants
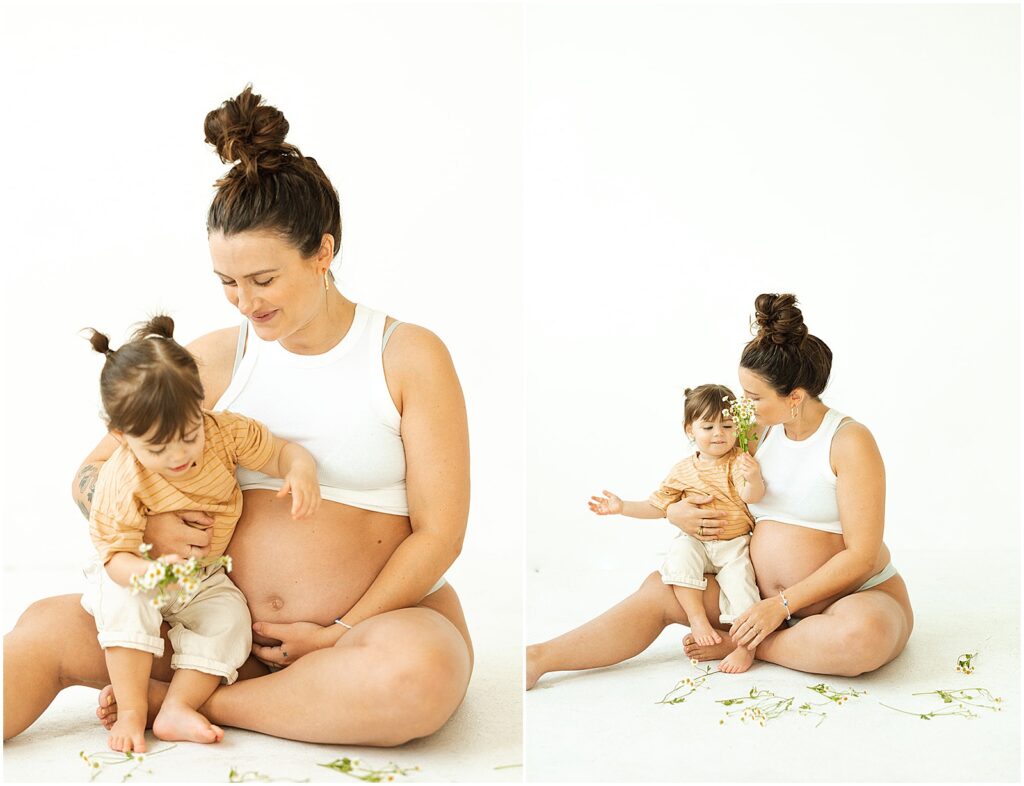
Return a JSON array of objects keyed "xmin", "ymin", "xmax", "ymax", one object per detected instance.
[
  {"xmin": 659, "ymin": 532, "xmax": 760, "ymax": 625},
  {"xmin": 81, "ymin": 560, "xmax": 252, "ymax": 685}
]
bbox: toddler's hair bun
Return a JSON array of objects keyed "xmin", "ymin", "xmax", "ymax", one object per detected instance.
[
  {"xmin": 683, "ymin": 387, "xmax": 694, "ymax": 397},
  {"xmin": 204, "ymin": 85, "xmax": 298, "ymax": 182},
  {"xmin": 131, "ymin": 314, "xmax": 176, "ymax": 342},
  {"xmin": 87, "ymin": 329, "xmax": 112, "ymax": 355},
  {"xmin": 753, "ymin": 292, "xmax": 808, "ymax": 347}
]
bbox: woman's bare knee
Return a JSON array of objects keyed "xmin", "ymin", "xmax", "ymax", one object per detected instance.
[
  {"xmin": 329, "ymin": 612, "xmax": 470, "ymax": 746},
  {"xmin": 831, "ymin": 611, "xmax": 901, "ymax": 676},
  {"xmin": 638, "ymin": 571, "xmax": 689, "ymax": 626}
]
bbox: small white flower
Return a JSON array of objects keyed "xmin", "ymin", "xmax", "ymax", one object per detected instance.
[{"xmin": 138, "ymin": 543, "xmax": 153, "ymax": 554}]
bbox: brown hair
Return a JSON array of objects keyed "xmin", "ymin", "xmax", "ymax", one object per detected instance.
[
  {"xmin": 683, "ymin": 384, "xmax": 737, "ymax": 429},
  {"xmin": 740, "ymin": 293, "xmax": 832, "ymax": 398},
  {"xmin": 86, "ymin": 315, "xmax": 205, "ymax": 443},
  {"xmin": 204, "ymin": 85, "xmax": 342, "ymax": 260}
]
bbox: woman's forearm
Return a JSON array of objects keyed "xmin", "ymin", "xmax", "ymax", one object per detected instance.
[
  {"xmin": 339, "ymin": 530, "xmax": 459, "ymax": 627},
  {"xmin": 784, "ymin": 549, "xmax": 877, "ymax": 614},
  {"xmin": 72, "ymin": 461, "xmax": 104, "ymax": 520}
]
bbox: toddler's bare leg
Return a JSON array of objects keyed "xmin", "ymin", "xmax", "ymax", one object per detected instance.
[
  {"xmin": 104, "ymin": 648, "xmax": 152, "ymax": 753},
  {"xmin": 152, "ymin": 669, "xmax": 223, "ymax": 744},
  {"xmin": 670, "ymin": 586, "xmax": 721, "ymax": 646}
]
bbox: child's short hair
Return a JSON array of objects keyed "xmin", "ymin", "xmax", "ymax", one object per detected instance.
[
  {"xmin": 683, "ymin": 383, "xmax": 736, "ymax": 429},
  {"xmin": 86, "ymin": 315, "xmax": 204, "ymax": 443}
]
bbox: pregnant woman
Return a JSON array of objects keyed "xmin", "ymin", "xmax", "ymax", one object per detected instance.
[
  {"xmin": 5, "ymin": 86, "xmax": 472, "ymax": 746},
  {"xmin": 527, "ymin": 293, "xmax": 913, "ymax": 687}
]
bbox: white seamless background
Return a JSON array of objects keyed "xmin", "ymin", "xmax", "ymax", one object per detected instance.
[
  {"xmin": 1, "ymin": 2, "xmax": 523, "ymax": 610},
  {"xmin": 525, "ymin": 3, "xmax": 1019, "ymax": 574}
]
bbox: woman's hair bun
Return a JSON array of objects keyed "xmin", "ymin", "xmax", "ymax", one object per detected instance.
[
  {"xmin": 753, "ymin": 292, "xmax": 808, "ymax": 347},
  {"xmin": 204, "ymin": 85, "xmax": 299, "ymax": 181}
]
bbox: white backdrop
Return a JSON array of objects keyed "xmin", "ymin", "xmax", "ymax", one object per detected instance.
[
  {"xmin": 0, "ymin": 2, "xmax": 524, "ymax": 603},
  {"xmin": 525, "ymin": 3, "xmax": 1019, "ymax": 574}
]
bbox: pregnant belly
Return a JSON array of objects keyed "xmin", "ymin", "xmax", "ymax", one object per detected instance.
[
  {"xmin": 750, "ymin": 520, "xmax": 891, "ymax": 615},
  {"xmin": 226, "ymin": 490, "xmax": 410, "ymax": 642}
]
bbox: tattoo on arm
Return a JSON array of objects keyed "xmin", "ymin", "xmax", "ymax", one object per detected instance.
[{"xmin": 76, "ymin": 464, "xmax": 99, "ymax": 519}]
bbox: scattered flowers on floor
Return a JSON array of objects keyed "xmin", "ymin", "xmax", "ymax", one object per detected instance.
[
  {"xmin": 318, "ymin": 757, "xmax": 420, "ymax": 782},
  {"xmin": 227, "ymin": 767, "xmax": 309, "ymax": 782},
  {"xmin": 880, "ymin": 688, "xmax": 1004, "ymax": 720},
  {"xmin": 657, "ymin": 663, "xmax": 722, "ymax": 705},
  {"xmin": 956, "ymin": 652, "xmax": 977, "ymax": 675},
  {"xmin": 78, "ymin": 745, "xmax": 174, "ymax": 782}
]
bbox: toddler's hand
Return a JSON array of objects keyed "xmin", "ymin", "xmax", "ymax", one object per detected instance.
[
  {"xmin": 735, "ymin": 453, "xmax": 762, "ymax": 482},
  {"xmin": 588, "ymin": 490, "xmax": 623, "ymax": 516},
  {"xmin": 277, "ymin": 467, "xmax": 322, "ymax": 520}
]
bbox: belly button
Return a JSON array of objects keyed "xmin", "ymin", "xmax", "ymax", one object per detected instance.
[{"xmin": 269, "ymin": 596, "xmax": 284, "ymax": 611}]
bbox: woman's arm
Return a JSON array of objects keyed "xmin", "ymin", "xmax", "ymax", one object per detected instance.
[
  {"xmin": 69, "ymin": 326, "xmax": 239, "ymax": 555},
  {"xmin": 730, "ymin": 422, "xmax": 885, "ymax": 649},
  {"xmin": 323, "ymin": 324, "xmax": 470, "ymax": 643},
  {"xmin": 781, "ymin": 422, "xmax": 884, "ymax": 609}
]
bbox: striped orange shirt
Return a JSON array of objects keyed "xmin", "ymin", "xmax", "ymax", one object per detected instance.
[
  {"xmin": 89, "ymin": 410, "xmax": 276, "ymax": 563},
  {"xmin": 647, "ymin": 446, "xmax": 753, "ymax": 540}
]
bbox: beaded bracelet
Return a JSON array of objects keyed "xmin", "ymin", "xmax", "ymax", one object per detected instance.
[{"xmin": 778, "ymin": 590, "xmax": 792, "ymax": 621}]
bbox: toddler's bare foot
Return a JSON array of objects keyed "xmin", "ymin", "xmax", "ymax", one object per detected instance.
[
  {"xmin": 107, "ymin": 708, "xmax": 147, "ymax": 753},
  {"xmin": 152, "ymin": 701, "xmax": 223, "ymax": 744},
  {"xmin": 719, "ymin": 645, "xmax": 755, "ymax": 674},
  {"xmin": 525, "ymin": 645, "xmax": 543, "ymax": 691},
  {"xmin": 682, "ymin": 632, "xmax": 736, "ymax": 662},
  {"xmin": 97, "ymin": 680, "xmax": 167, "ymax": 730},
  {"xmin": 687, "ymin": 618, "xmax": 723, "ymax": 647}
]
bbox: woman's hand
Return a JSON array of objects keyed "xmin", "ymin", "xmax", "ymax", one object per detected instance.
[
  {"xmin": 728, "ymin": 597, "xmax": 789, "ymax": 650},
  {"xmin": 588, "ymin": 490, "xmax": 623, "ymax": 516},
  {"xmin": 251, "ymin": 620, "xmax": 342, "ymax": 668},
  {"xmin": 142, "ymin": 510, "xmax": 215, "ymax": 560},
  {"xmin": 665, "ymin": 496, "xmax": 727, "ymax": 541}
]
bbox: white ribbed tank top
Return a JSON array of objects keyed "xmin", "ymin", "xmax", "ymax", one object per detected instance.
[
  {"xmin": 214, "ymin": 304, "xmax": 409, "ymax": 517},
  {"xmin": 747, "ymin": 408, "xmax": 851, "ymax": 534}
]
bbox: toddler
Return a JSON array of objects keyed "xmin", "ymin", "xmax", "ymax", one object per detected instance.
[
  {"xmin": 81, "ymin": 315, "xmax": 320, "ymax": 752},
  {"xmin": 589, "ymin": 384, "xmax": 765, "ymax": 673}
]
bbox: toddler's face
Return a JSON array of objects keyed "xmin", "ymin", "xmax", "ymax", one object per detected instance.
[
  {"xmin": 686, "ymin": 416, "xmax": 737, "ymax": 458},
  {"xmin": 121, "ymin": 419, "xmax": 206, "ymax": 479}
]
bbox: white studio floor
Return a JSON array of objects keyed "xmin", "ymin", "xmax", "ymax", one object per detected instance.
[
  {"xmin": 525, "ymin": 547, "xmax": 1020, "ymax": 782},
  {"xmin": 2, "ymin": 562, "xmax": 523, "ymax": 784}
]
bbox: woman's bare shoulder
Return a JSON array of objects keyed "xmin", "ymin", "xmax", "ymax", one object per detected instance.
[
  {"xmin": 383, "ymin": 320, "xmax": 454, "ymax": 372},
  {"xmin": 831, "ymin": 419, "xmax": 882, "ymax": 472},
  {"xmin": 187, "ymin": 326, "xmax": 241, "ymax": 407}
]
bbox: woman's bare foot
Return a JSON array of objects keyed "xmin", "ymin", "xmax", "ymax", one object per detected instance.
[
  {"xmin": 687, "ymin": 617, "xmax": 723, "ymax": 647},
  {"xmin": 152, "ymin": 701, "xmax": 223, "ymax": 744},
  {"xmin": 97, "ymin": 680, "xmax": 168, "ymax": 730},
  {"xmin": 525, "ymin": 644, "xmax": 543, "ymax": 691},
  {"xmin": 682, "ymin": 632, "xmax": 736, "ymax": 662},
  {"xmin": 107, "ymin": 708, "xmax": 147, "ymax": 753},
  {"xmin": 719, "ymin": 645, "xmax": 755, "ymax": 673}
]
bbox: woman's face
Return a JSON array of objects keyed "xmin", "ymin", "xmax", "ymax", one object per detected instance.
[
  {"xmin": 209, "ymin": 230, "xmax": 329, "ymax": 342},
  {"xmin": 738, "ymin": 366, "xmax": 797, "ymax": 427}
]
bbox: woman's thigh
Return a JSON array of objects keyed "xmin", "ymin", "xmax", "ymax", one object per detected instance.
[
  {"xmin": 208, "ymin": 593, "xmax": 473, "ymax": 745},
  {"xmin": 4, "ymin": 593, "xmax": 173, "ymax": 739},
  {"xmin": 762, "ymin": 574, "xmax": 913, "ymax": 676}
]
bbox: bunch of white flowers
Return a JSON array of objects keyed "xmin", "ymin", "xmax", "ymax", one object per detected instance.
[
  {"xmin": 128, "ymin": 545, "xmax": 232, "ymax": 608},
  {"xmin": 723, "ymin": 396, "xmax": 758, "ymax": 454}
]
